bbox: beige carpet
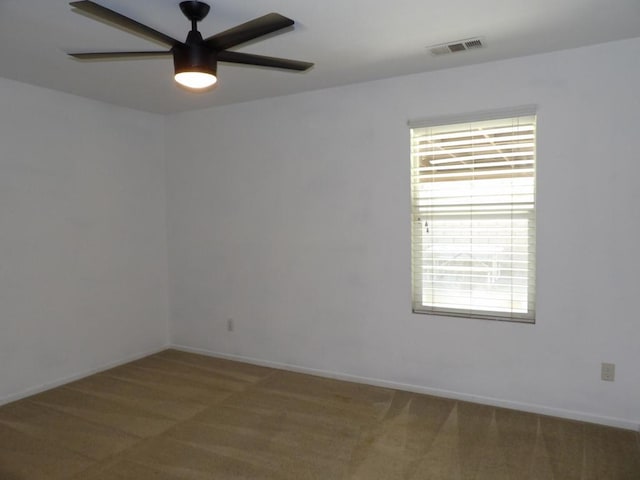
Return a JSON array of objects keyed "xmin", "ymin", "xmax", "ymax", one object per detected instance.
[{"xmin": 0, "ymin": 349, "xmax": 638, "ymax": 479}]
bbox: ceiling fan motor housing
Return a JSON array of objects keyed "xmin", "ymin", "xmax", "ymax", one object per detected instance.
[
  {"xmin": 173, "ymin": 4, "xmax": 216, "ymax": 81},
  {"xmin": 173, "ymin": 43, "xmax": 217, "ymax": 78}
]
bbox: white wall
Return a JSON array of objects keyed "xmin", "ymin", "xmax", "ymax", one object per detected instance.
[
  {"xmin": 0, "ymin": 79, "xmax": 170, "ymax": 402},
  {"xmin": 165, "ymin": 38, "xmax": 640, "ymax": 429}
]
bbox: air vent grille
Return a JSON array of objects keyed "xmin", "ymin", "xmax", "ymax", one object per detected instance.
[
  {"xmin": 428, "ymin": 37, "xmax": 484, "ymax": 56},
  {"xmin": 464, "ymin": 39, "xmax": 483, "ymax": 49}
]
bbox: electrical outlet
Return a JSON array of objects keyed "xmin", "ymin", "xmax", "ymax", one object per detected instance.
[
  {"xmin": 601, "ymin": 362, "xmax": 615, "ymax": 382},
  {"xmin": 227, "ymin": 318, "xmax": 234, "ymax": 332}
]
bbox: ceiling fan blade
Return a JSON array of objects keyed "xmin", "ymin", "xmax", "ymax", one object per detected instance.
[
  {"xmin": 217, "ymin": 51, "xmax": 313, "ymax": 71},
  {"xmin": 69, "ymin": 1, "xmax": 179, "ymax": 47},
  {"xmin": 205, "ymin": 13, "xmax": 294, "ymax": 51},
  {"xmin": 68, "ymin": 51, "xmax": 172, "ymax": 60}
]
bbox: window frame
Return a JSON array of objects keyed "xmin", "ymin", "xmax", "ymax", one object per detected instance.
[{"xmin": 409, "ymin": 107, "xmax": 537, "ymax": 323}]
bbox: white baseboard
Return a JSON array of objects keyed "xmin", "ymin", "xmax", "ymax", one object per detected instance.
[
  {"xmin": 170, "ymin": 344, "xmax": 639, "ymax": 432},
  {"xmin": 0, "ymin": 344, "xmax": 170, "ymax": 407}
]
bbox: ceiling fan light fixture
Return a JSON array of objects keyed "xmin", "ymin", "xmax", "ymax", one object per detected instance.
[
  {"xmin": 174, "ymin": 70, "xmax": 217, "ymax": 89},
  {"xmin": 173, "ymin": 44, "xmax": 218, "ymax": 90}
]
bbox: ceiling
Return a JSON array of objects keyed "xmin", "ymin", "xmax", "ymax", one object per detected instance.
[{"xmin": 1, "ymin": 0, "xmax": 639, "ymax": 114}]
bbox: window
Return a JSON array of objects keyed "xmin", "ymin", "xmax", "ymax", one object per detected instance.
[{"xmin": 410, "ymin": 110, "xmax": 536, "ymax": 322}]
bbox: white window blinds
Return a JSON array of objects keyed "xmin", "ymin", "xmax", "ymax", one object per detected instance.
[{"xmin": 410, "ymin": 113, "xmax": 536, "ymax": 322}]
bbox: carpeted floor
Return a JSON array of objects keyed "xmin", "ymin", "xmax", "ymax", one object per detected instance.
[{"xmin": 0, "ymin": 349, "xmax": 638, "ymax": 479}]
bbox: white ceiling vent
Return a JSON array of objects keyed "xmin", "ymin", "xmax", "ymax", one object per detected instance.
[{"xmin": 428, "ymin": 37, "xmax": 485, "ymax": 56}]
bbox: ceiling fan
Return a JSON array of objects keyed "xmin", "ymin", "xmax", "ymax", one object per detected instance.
[{"xmin": 68, "ymin": 1, "xmax": 313, "ymax": 90}]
